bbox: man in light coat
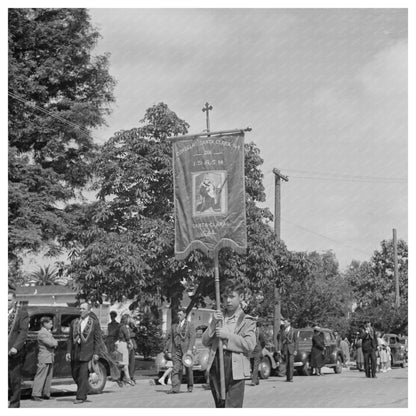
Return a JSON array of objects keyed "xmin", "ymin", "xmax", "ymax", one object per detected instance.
[
  {"xmin": 31, "ymin": 316, "xmax": 58, "ymax": 400},
  {"xmin": 202, "ymin": 281, "xmax": 256, "ymax": 408}
]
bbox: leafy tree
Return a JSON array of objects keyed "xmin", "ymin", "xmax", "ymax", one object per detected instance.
[
  {"xmin": 65, "ymin": 103, "xmax": 290, "ymax": 326},
  {"xmin": 345, "ymin": 238, "xmax": 408, "ymax": 335},
  {"xmin": 276, "ymin": 250, "xmax": 352, "ymax": 332},
  {"xmin": 345, "ymin": 239, "xmax": 408, "ymax": 309},
  {"xmin": 135, "ymin": 311, "xmax": 164, "ymax": 358},
  {"xmin": 8, "ymin": 8, "xmax": 115, "ymax": 275}
]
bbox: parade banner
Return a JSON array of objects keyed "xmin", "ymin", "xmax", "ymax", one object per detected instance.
[{"xmin": 173, "ymin": 133, "xmax": 247, "ymax": 260}]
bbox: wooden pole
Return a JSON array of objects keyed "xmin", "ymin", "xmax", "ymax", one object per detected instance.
[
  {"xmin": 272, "ymin": 168, "xmax": 288, "ymax": 351},
  {"xmin": 201, "ymin": 103, "xmax": 225, "ymax": 400},
  {"xmin": 214, "ymin": 250, "xmax": 226, "ymax": 400},
  {"xmin": 393, "ymin": 228, "xmax": 400, "ymax": 308}
]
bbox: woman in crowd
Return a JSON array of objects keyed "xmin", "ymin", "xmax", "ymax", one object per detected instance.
[
  {"xmin": 117, "ymin": 314, "xmax": 135, "ymax": 386},
  {"xmin": 378, "ymin": 333, "xmax": 388, "ymax": 373},
  {"xmin": 311, "ymin": 327, "xmax": 325, "ymax": 376}
]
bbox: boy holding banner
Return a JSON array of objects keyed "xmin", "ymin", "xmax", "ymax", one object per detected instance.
[{"xmin": 202, "ymin": 281, "xmax": 256, "ymax": 408}]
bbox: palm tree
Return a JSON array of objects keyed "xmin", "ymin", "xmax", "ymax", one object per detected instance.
[{"xmin": 29, "ymin": 265, "xmax": 60, "ymax": 286}]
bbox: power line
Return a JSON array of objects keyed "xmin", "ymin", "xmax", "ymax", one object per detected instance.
[
  {"xmin": 289, "ymin": 175, "xmax": 406, "ymax": 184},
  {"xmin": 8, "ymin": 91, "xmax": 93, "ymax": 139},
  {"xmin": 282, "ymin": 217, "xmax": 369, "ymax": 256},
  {"xmin": 279, "ymin": 168, "xmax": 406, "ymax": 182}
]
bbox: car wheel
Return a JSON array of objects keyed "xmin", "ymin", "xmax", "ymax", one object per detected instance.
[
  {"xmin": 88, "ymin": 361, "xmax": 107, "ymax": 394},
  {"xmin": 259, "ymin": 357, "xmax": 271, "ymax": 379},
  {"xmin": 302, "ymin": 361, "xmax": 311, "ymax": 376},
  {"xmin": 334, "ymin": 357, "xmax": 342, "ymax": 374}
]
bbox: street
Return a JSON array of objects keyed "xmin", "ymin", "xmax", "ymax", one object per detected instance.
[{"xmin": 21, "ymin": 366, "xmax": 408, "ymax": 408}]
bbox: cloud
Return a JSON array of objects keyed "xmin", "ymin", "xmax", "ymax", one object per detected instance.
[{"xmin": 356, "ymin": 39, "xmax": 407, "ymax": 97}]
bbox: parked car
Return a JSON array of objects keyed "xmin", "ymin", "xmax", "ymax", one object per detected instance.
[
  {"xmin": 20, "ymin": 305, "xmax": 119, "ymax": 395},
  {"xmin": 259, "ymin": 342, "xmax": 280, "ymax": 379},
  {"xmin": 294, "ymin": 327, "xmax": 344, "ymax": 375},
  {"xmin": 383, "ymin": 333, "xmax": 407, "ymax": 367}
]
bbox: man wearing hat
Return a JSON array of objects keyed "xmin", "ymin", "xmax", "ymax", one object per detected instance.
[
  {"xmin": 278, "ymin": 318, "xmax": 297, "ymax": 382},
  {"xmin": 165, "ymin": 307, "xmax": 195, "ymax": 394},
  {"xmin": 8, "ymin": 283, "xmax": 29, "ymax": 408}
]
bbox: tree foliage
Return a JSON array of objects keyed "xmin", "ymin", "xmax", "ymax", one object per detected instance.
[
  {"xmin": 8, "ymin": 8, "xmax": 115, "ymax": 270},
  {"xmin": 344, "ymin": 238, "xmax": 408, "ymax": 335},
  {"xmin": 65, "ymin": 103, "xmax": 292, "ymax": 322},
  {"xmin": 345, "ymin": 239, "xmax": 408, "ymax": 309}
]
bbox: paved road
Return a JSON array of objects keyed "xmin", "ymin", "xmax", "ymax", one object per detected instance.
[{"xmin": 20, "ymin": 366, "xmax": 408, "ymax": 408}]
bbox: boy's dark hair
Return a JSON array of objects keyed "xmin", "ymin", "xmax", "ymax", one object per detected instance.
[
  {"xmin": 40, "ymin": 316, "xmax": 52, "ymax": 325},
  {"xmin": 223, "ymin": 280, "xmax": 245, "ymax": 296}
]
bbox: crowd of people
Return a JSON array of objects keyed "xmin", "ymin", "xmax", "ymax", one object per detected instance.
[{"xmin": 8, "ymin": 278, "xmax": 404, "ymax": 408}]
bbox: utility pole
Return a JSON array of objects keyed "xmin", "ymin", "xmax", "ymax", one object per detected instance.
[
  {"xmin": 393, "ymin": 228, "xmax": 400, "ymax": 309},
  {"xmin": 272, "ymin": 168, "xmax": 288, "ymax": 351}
]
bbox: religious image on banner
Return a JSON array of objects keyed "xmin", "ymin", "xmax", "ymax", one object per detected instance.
[
  {"xmin": 173, "ymin": 133, "xmax": 247, "ymax": 260},
  {"xmin": 193, "ymin": 171, "xmax": 227, "ymax": 216}
]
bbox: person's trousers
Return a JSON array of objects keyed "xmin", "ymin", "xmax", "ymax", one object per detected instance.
[
  {"xmin": 363, "ymin": 350, "xmax": 377, "ymax": 378},
  {"xmin": 128, "ymin": 348, "xmax": 136, "ymax": 380},
  {"xmin": 71, "ymin": 360, "xmax": 90, "ymax": 400},
  {"xmin": 251, "ymin": 353, "xmax": 262, "ymax": 384},
  {"xmin": 209, "ymin": 350, "xmax": 245, "ymax": 408},
  {"xmin": 171, "ymin": 348, "xmax": 193, "ymax": 392},
  {"xmin": 284, "ymin": 352, "xmax": 294, "ymax": 381},
  {"xmin": 32, "ymin": 362, "xmax": 54, "ymax": 398},
  {"xmin": 8, "ymin": 354, "xmax": 23, "ymax": 408}
]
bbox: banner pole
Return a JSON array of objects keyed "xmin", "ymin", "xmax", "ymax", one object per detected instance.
[{"xmin": 214, "ymin": 249, "xmax": 226, "ymax": 400}]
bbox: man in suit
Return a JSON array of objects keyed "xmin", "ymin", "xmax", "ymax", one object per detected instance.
[
  {"xmin": 8, "ymin": 284, "xmax": 29, "ymax": 408},
  {"xmin": 361, "ymin": 321, "xmax": 378, "ymax": 378},
  {"xmin": 165, "ymin": 307, "xmax": 196, "ymax": 394},
  {"xmin": 66, "ymin": 302, "xmax": 101, "ymax": 404},
  {"xmin": 202, "ymin": 281, "xmax": 256, "ymax": 408},
  {"xmin": 278, "ymin": 319, "xmax": 297, "ymax": 382},
  {"xmin": 31, "ymin": 316, "xmax": 58, "ymax": 400}
]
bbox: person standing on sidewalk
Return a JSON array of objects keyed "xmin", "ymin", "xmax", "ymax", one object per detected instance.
[
  {"xmin": 311, "ymin": 327, "xmax": 325, "ymax": 376},
  {"xmin": 166, "ymin": 307, "xmax": 196, "ymax": 394},
  {"xmin": 117, "ymin": 313, "xmax": 135, "ymax": 386},
  {"xmin": 250, "ymin": 321, "xmax": 265, "ymax": 386},
  {"xmin": 278, "ymin": 319, "xmax": 297, "ymax": 382},
  {"xmin": 8, "ymin": 284, "xmax": 29, "ymax": 408},
  {"xmin": 128, "ymin": 315, "xmax": 138, "ymax": 384},
  {"xmin": 202, "ymin": 281, "xmax": 256, "ymax": 407},
  {"xmin": 361, "ymin": 321, "xmax": 378, "ymax": 378},
  {"xmin": 31, "ymin": 316, "xmax": 58, "ymax": 401},
  {"xmin": 106, "ymin": 311, "xmax": 120, "ymax": 353},
  {"xmin": 66, "ymin": 302, "xmax": 101, "ymax": 404}
]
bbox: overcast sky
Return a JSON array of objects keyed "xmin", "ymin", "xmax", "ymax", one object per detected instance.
[{"xmin": 86, "ymin": 8, "xmax": 407, "ymax": 270}]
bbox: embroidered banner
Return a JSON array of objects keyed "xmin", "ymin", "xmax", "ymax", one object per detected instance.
[{"xmin": 173, "ymin": 133, "xmax": 247, "ymax": 260}]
